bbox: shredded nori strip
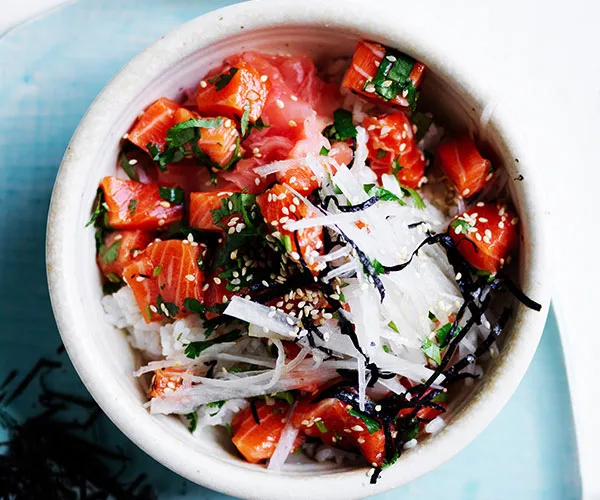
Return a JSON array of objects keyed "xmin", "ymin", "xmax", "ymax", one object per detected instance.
[
  {"xmin": 323, "ymin": 195, "xmax": 379, "ymax": 213},
  {"xmin": 0, "ymin": 354, "xmax": 155, "ymax": 499},
  {"xmin": 250, "ymin": 400, "xmax": 261, "ymax": 425}
]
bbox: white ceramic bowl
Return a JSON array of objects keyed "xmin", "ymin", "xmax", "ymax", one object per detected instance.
[{"xmin": 46, "ymin": 1, "xmax": 551, "ymax": 498}]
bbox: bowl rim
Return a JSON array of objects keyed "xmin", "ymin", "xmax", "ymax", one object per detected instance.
[{"xmin": 46, "ymin": 1, "xmax": 551, "ymax": 498}]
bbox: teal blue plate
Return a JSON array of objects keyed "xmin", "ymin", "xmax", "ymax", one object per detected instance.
[{"xmin": 0, "ymin": 1, "xmax": 581, "ymax": 498}]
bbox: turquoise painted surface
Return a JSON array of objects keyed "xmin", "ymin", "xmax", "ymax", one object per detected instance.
[{"xmin": 0, "ymin": 0, "xmax": 581, "ymax": 498}]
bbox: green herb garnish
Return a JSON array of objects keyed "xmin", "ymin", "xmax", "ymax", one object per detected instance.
[
  {"xmin": 319, "ymin": 146, "xmax": 330, "ymax": 156},
  {"xmin": 156, "ymin": 294, "xmax": 179, "ymax": 318},
  {"xmin": 152, "ymin": 265, "xmax": 163, "ymax": 277},
  {"xmin": 376, "ymin": 148, "xmax": 387, "ymax": 159},
  {"xmin": 388, "ymin": 321, "xmax": 399, "ymax": 333},
  {"xmin": 399, "ymin": 184, "xmax": 425, "ymax": 209},
  {"xmin": 105, "ymin": 272, "xmax": 121, "ymax": 283},
  {"xmin": 411, "ymin": 112, "xmax": 433, "ymax": 142},
  {"xmin": 159, "ymin": 186, "xmax": 185, "ymax": 205},
  {"xmin": 364, "ymin": 50, "xmax": 420, "ymax": 109},
  {"xmin": 120, "ymin": 152, "xmax": 139, "ymax": 181},
  {"xmin": 240, "ymin": 101, "xmax": 250, "ymax": 136},
  {"xmin": 128, "ymin": 199, "xmax": 138, "ymax": 215},
  {"xmin": 322, "ymin": 108, "xmax": 357, "ymax": 142},
  {"xmin": 315, "ymin": 420, "xmax": 328, "ymax": 434},
  {"xmin": 208, "ymin": 67, "xmax": 239, "ymax": 91},
  {"xmin": 86, "ymin": 189, "xmax": 106, "ymax": 228},
  {"xmin": 348, "ymin": 408, "xmax": 381, "ymax": 434},
  {"xmin": 363, "ymin": 184, "xmax": 406, "ymax": 205},
  {"xmin": 184, "ymin": 412, "xmax": 198, "ymax": 433},
  {"xmin": 421, "ymin": 337, "xmax": 441, "ymax": 365},
  {"xmin": 99, "ymin": 239, "xmax": 121, "ymax": 265},
  {"xmin": 432, "ymin": 392, "xmax": 449, "ymax": 403},
  {"xmin": 450, "ymin": 218, "xmax": 472, "ymax": 234},
  {"xmin": 184, "ymin": 329, "xmax": 243, "ymax": 359},
  {"xmin": 272, "ymin": 391, "xmax": 294, "ymax": 405},
  {"xmin": 207, "ymin": 400, "xmax": 226, "ymax": 416},
  {"xmin": 428, "ymin": 311, "xmax": 438, "ymax": 322}
]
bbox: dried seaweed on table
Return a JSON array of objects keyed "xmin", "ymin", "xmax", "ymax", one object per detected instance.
[{"xmin": 0, "ymin": 353, "xmax": 156, "ymax": 500}]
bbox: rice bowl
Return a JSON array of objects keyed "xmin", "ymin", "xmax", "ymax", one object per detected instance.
[{"xmin": 46, "ymin": 2, "xmax": 550, "ymax": 499}]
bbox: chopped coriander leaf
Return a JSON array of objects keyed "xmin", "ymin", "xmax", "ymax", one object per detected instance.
[
  {"xmin": 432, "ymin": 391, "xmax": 449, "ymax": 403},
  {"xmin": 86, "ymin": 188, "xmax": 106, "ymax": 228},
  {"xmin": 428, "ymin": 311, "xmax": 438, "ymax": 322},
  {"xmin": 392, "ymin": 156, "xmax": 404, "ymax": 174},
  {"xmin": 382, "ymin": 451, "xmax": 399, "ymax": 469},
  {"xmin": 315, "ymin": 420, "xmax": 328, "ymax": 434},
  {"xmin": 183, "ymin": 298, "xmax": 225, "ymax": 319},
  {"xmin": 272, "ymin": 391, "xmax": 294, "ymax": 405},
  {"xmin": 184, "ymin": 329, "xmax": 243, "ymax": 359},
  {"xmin": 184, "ymin": 412, "xmax": 198, "ymax": 433},
  {"xmin": 119, "ymin": 152, "xmax": 139, "ymax": 181},
  {"xmin": 421, "ymin": 337, "xmax": 441, "ymax": 365},
  {"xmin": 366, "ymin": 49, "xmax": 418, "ymax": 107},
  {"xmin": 100, "ymin": 239, "xmax": 121, "ymax": 265},
  {"xmin": 437, "ymin": 322, "xmax": 462, "ymax": 346},
  {"xmin": 208, "ymin": 67, "xmax": 239, "ymax": 91},
  {"xmin": 319, "ymin": 146, "xmax": 330, "ymax": 156},
  {"xmin": 371, "ymin": 259, "xmax": 385, "ymax": 276},
  {"xmin": 450, "ymin": 218, "xmax": 472, "ymax": 234},
  {"xmin": 322, "ymin": 109, "xmax": 357, "ymax": 142},
  {"xmin": 382, "ymin": 345, "xmax": 391, "ymax": 353},
  {"xmin": 225, "ymin": 423, "xmax": 232, "ymax": 435},
  {"xmin": 240, "ymin": 101, "xmax": 251, "ymax": 136},
  {"xmin": 246, "ymin": 117, "xmax": 270, "ymax": 136},
  {"xmin": 281, "ymin": 234, "xmax": 293, "ymax": 253},
  {"xmin": 363, "ymin": 184, "xmax": 406, "ymax": 206},
  {"xmin": 388, "ymin": 321, "xmax": 399, "ymax": 333},
  {"xmin": 411, "ymin": 112, "xmax": 433, "ymax": 142},
  {"xmin": 156, "ymin": 294, "xmax": 179, "ymax": 318},
  {"xmin": 338, "ymin": 291, "xmax": 346, "ymax": 303},
  {"xmin": 145, "ymin": 305, "xmax": 152, "ymax": 321},
  {"xmin": 207, "ymin": 400, "xmax": 226, "ymax": 416},
  {"xmin": 376, "ymin": 148, "xmax": 387, "ymax": 159},
  {"xmin": 152, "ymin": 265, "xmax": 163, "ymax": 277},
  {"xmin": 476, "ymin": 269, "xmax": 496, "ymax": 283},
  {"xmin": 105, "ymin": 272, "xmax": 121, "ymax": 283},
  {"xmin": 348, "ymin": 408, "xmax": 381, "ymax": 434},
  {"xmin": 128, "ymin": 199, "xmax": 138, "ymax": 215},
  {"xmin": 159, "ymin": 186, "xmax": 185, "ymax": 205},
  {"xmin": 405, "ymin": 421, "xmax": 420, "ymax": 441},
  {"xmin": 399, "ymin": 184, "xmax": 425, "ymax": 210}
]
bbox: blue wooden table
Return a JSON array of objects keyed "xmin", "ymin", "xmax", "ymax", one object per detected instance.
[{"xmin": 0, "ymin": 1, "xmax": 581, "ymax": 498}]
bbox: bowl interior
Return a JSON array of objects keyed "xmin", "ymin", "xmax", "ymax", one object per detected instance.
[{"xmin": 49, "ymin": 15, "xmax": 546, "ymax": 500}]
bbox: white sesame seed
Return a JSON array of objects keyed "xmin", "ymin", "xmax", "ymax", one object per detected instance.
[
  {"xmin": 486, "ymin": 172, "xmax": 494, "ymax": 181},
  {"xmin": 290, "ymin": 252, "xmax": 300, "ymax": 260},
  {"xmin": 235, "ymin": 223, "xmax": 246, "ymax": 233},
  {"xmin": 185, "ymin": 274, "xmax": 195, "ymax": 282},
  {"xmin": 462, "ymin": 188, "xmax": 470, "ymax": 196},
  {"xmin": 158, "ymin": 219, "xmax": 165, "ymax": 226},
  {"xmin": 276, "ymin": 99, "xmax": 285, "ymax": 109},
  {"xmin": 255, "ymin": 177, "xmax": 261, "ymax": 185},
  {"xmin": 477, "ymin": 201, "xmax": 485, "ymax": 207},
  {"xmin": 511, "ymin": 217, "xmax": 519, "ymax": 225},
  {"xmin": 290, "ymin": 95, "xmax": 298, "ymax": 101},
  {"xmin": 286, "ymin": 317, "xmax": 295, "ymax": 325},
  {"xmin": 475, "ymin": 232, "xmax": 482, "ymax": 241},
  {"xmin": 288, "ymin": 120, "xmax": 297, "ymax": 127},
  {"xmin": 200, "ymin": 80, "xmax": 208, "ymax": 88},
  {"xmin": 202, "ymin": 283, "xmax": 209, "ymax": 291},
  {"xmin": 382, "ymin": 79, "xmax": 393, "ymax": 88},
  {"xmin": 213, "ymin": 277, "xmax": 222, "ymax": 285},
  {"xmin": 278, "ymin": 193, "xmax": 287, "ymax": 200},
  {"xmin": 230, "ymin": 250, "xmax": 238, "ymax": 260},
  {"xmin": 455, "ymin": 272, "xmax": 462, "ymax": 281},
  {"xmin": 224, "ymin": 119, "xmax": 232, "ymax": 127},
  {"xmin": 281, "ymin": 206, "xmax": 289, "ymax": 215},
  {"xmin": 357, "ymin": 437, "xmax": 366, "ymax": 444},
  {"xmin": 149, "ymin": 305, "xmax": 158, "ymax": 313},
  {"xmin": 222, "ymin": 295, "xmax": 228, "ymax": 302},
  {"xmin": 228, "ymin": 227, "xmax": 235, "ymax": 235},
  {"xmin": 351, "ymin": 425, "xmax": 364, "ymax": 432},
  {"xmin": 498, "ymin": 221, "xmax": 505, "ymax": 229},
  {"xmin": 159, "ymin": 201, "xmax": 171, "ymax": 208},
  {"xmin": 135, "ymin": 276, "xmax": 145, "ymax": 282},
  {"xmin": 479, "ymin": 217, "xmax": 488, "ymax": 223},
  {"xmin": 365, "ymin": 83, "xmax": 376, "ymax": 93},
  {"xmin": 122, "ymin": 133, "xmax": 129, "ymax": 139}
]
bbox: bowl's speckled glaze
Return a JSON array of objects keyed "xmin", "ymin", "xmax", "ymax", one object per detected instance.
[{"xmin": 46, "ymin": 1, "xmax": 550, "ymax": 498}]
